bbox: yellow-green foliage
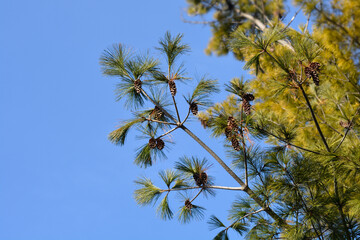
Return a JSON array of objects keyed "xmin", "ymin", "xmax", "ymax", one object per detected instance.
[{"xmin": 193, "ymin": 0, "xmax": 360, "ymax": 237}]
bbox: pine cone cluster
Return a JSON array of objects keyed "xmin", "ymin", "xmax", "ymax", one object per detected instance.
[
  {"xmin": 156, "ymin": 138, "xmax": 165, "ymax": 150},
  {"xmin": 193, "ymin": 172, "xmax": 208, "ymax": 186},
  {"xmin": 134, "ymin": 79, "xmax": 142, "ymax": 94},
  {"xmin": 190, "ymin": 102, "xmax": 198, "ymax": 115},
  {"xmin": 305, "ymin": 62, "xmax": 321, "ymax": 85},
  {"xmin": 151, "ymin": 106, "xmax": 163, "ymax": 120},
  {"xmin": 242, "ymin": 93, "xmax": 255, "ymax": 115},
  {"xmin": 168, "ymin": 79, "xmax": 177, "ymax": 96},
  {"xmin": 148, "ymin": 138, "xmax": 157, "ymax": 149},
  {"xmin": 185, "ymin": 199, "xmax": 192, "ymax": 210}
]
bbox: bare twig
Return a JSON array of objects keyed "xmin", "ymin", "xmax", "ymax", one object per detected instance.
[
  {"xmin": 190, "ymin": 189, "xmax": 203, "ymax": 203},
  {"xmin": 181, "ymin": 107, "xmax": 191, "ymax": 125},
  {"xmin": 158, "ymin": 126, "xmax": 179, "ymax": 139}
]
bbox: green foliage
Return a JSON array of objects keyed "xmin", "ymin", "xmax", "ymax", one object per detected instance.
[
  {"xmin": 108, "ymin": 118, "xmax": 144, "ymax": 145},
  {"xmin": 157, "ymin": 194, "xmax": 173, "ymax": 220},
  {"xmin": 178, "ymin": 202, "xmax": 205, "ymax": 224},
  {"xmin": 175, "ymin": 156, "xmax": 211, "ymax": 177},
  {"xmin": 134, "ymin": 177, "xmax": 161, "ymax": 206},
  {"xmin": 156, "ymin": 32, "xmax": 190, "ymax": 70},
  {"xmin": 185, "ymin": 76, "xmax": 220, "ymax": 106}
]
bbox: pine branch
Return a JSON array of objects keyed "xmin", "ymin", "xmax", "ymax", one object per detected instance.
[
  {"xmin": 159, "ymin": 185, "xmax": 246, "ymax": 193},
  {"xmin": 180, "ymin": 125, "xmax": 288, "ymax": 227}
]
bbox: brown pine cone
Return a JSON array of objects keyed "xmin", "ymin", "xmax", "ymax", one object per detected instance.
[
  {"xmin": 193, "ymin": 173, "xmax": 201, "ymax": 186},
  {"xmin": 190, "ymin": 102, "xmax": 198, "ymax": 115},
  {"xmin": 151, "ymin": 106, "xmax": 163, "ymax": 120},
  {"xmin": 185, "ymin": 199, "xmax": 192, "ymax": 210},
  {"xmin": 156, "ymin": 138, "xmax": 165, "ymax": 150},
  {"xmin": 310, "ymin": 62, "xmax": 321, "ymax": 72},
  {"xmin": 224, "ymin": 126, "xmax": 233, "ymax": 139},
  {"xmin": 243, "ymin": 100, "xmax": 251, "ymax": 115},
  {"xmin": 200, "ymin": 172, "xmax": 208, "ymax": 185},
  {"xmin": 148, "ymin": 138, "xmax": 156, "ymax": 149},
  {"xmin": 227, "ymin": 116, "xmax": 238, "ymax": 130},
  {"xmin": 231, "ymin": 137, "xmax": 241, "ymax": 151},
  {"xmin": 311, "ymin": 71, "xmax": 320, "ymax": 86},
  {"xmin": 134, "ymin": 79, "xmax": 142, "ymax": 94},
  {"xmin": 304, "ymin": 67, "xmax": 312, "ymax": 79},
  {"xmin": 168, "ymin": 79, "xmax": 177, "ymax": 96}
]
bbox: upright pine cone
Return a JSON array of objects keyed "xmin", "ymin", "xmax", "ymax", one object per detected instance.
[
  {"xmin": 148, "ymin": 138, "xmax": 156, "ymax": 149},
  {"xmin": 185, "ymin": 199, "xmax": 192, "ymax": 210},
  {"xmin": 134, "ymin": 79, "xmax": 142, "ymax": 94},
  {"xmin": 190, "ymin": 102, "xmax": 198, "ymax": 115},
  {"xmin": 231, "ymin": 137, "xmax": 241, "ymax": 151},
  {"xmin": 243, "ymin": 100, "xmax": 251, "ymax": 115},
  {"xmin": 168, "ymin": 79, "xmax": 177, "ymax": 96},
  {"xmin": 156, "ymin": 138, "xmax": 165, "ymax": 150},
  {"xmin": 151, "ymin": 106, "xmax": 163, "ymax": 120}
]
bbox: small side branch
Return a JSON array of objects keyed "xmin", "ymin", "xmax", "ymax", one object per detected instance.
[
  {"xmin": 158, "ymin": 126, "xmax": 179, "ymax": 138},
  {"xmin": 298, "ymin": 84, "xmax": 331, "ymax": 152}
]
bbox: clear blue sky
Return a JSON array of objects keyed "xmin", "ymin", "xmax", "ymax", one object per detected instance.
[{"xmin": 0, "ymin": 1, "xmax": 304, "ymax": 239}]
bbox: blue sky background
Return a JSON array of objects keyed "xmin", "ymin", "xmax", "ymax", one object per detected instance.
[{"xmin": 0, "ymin": 1, "xmax": 305, "ymax": 239}]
